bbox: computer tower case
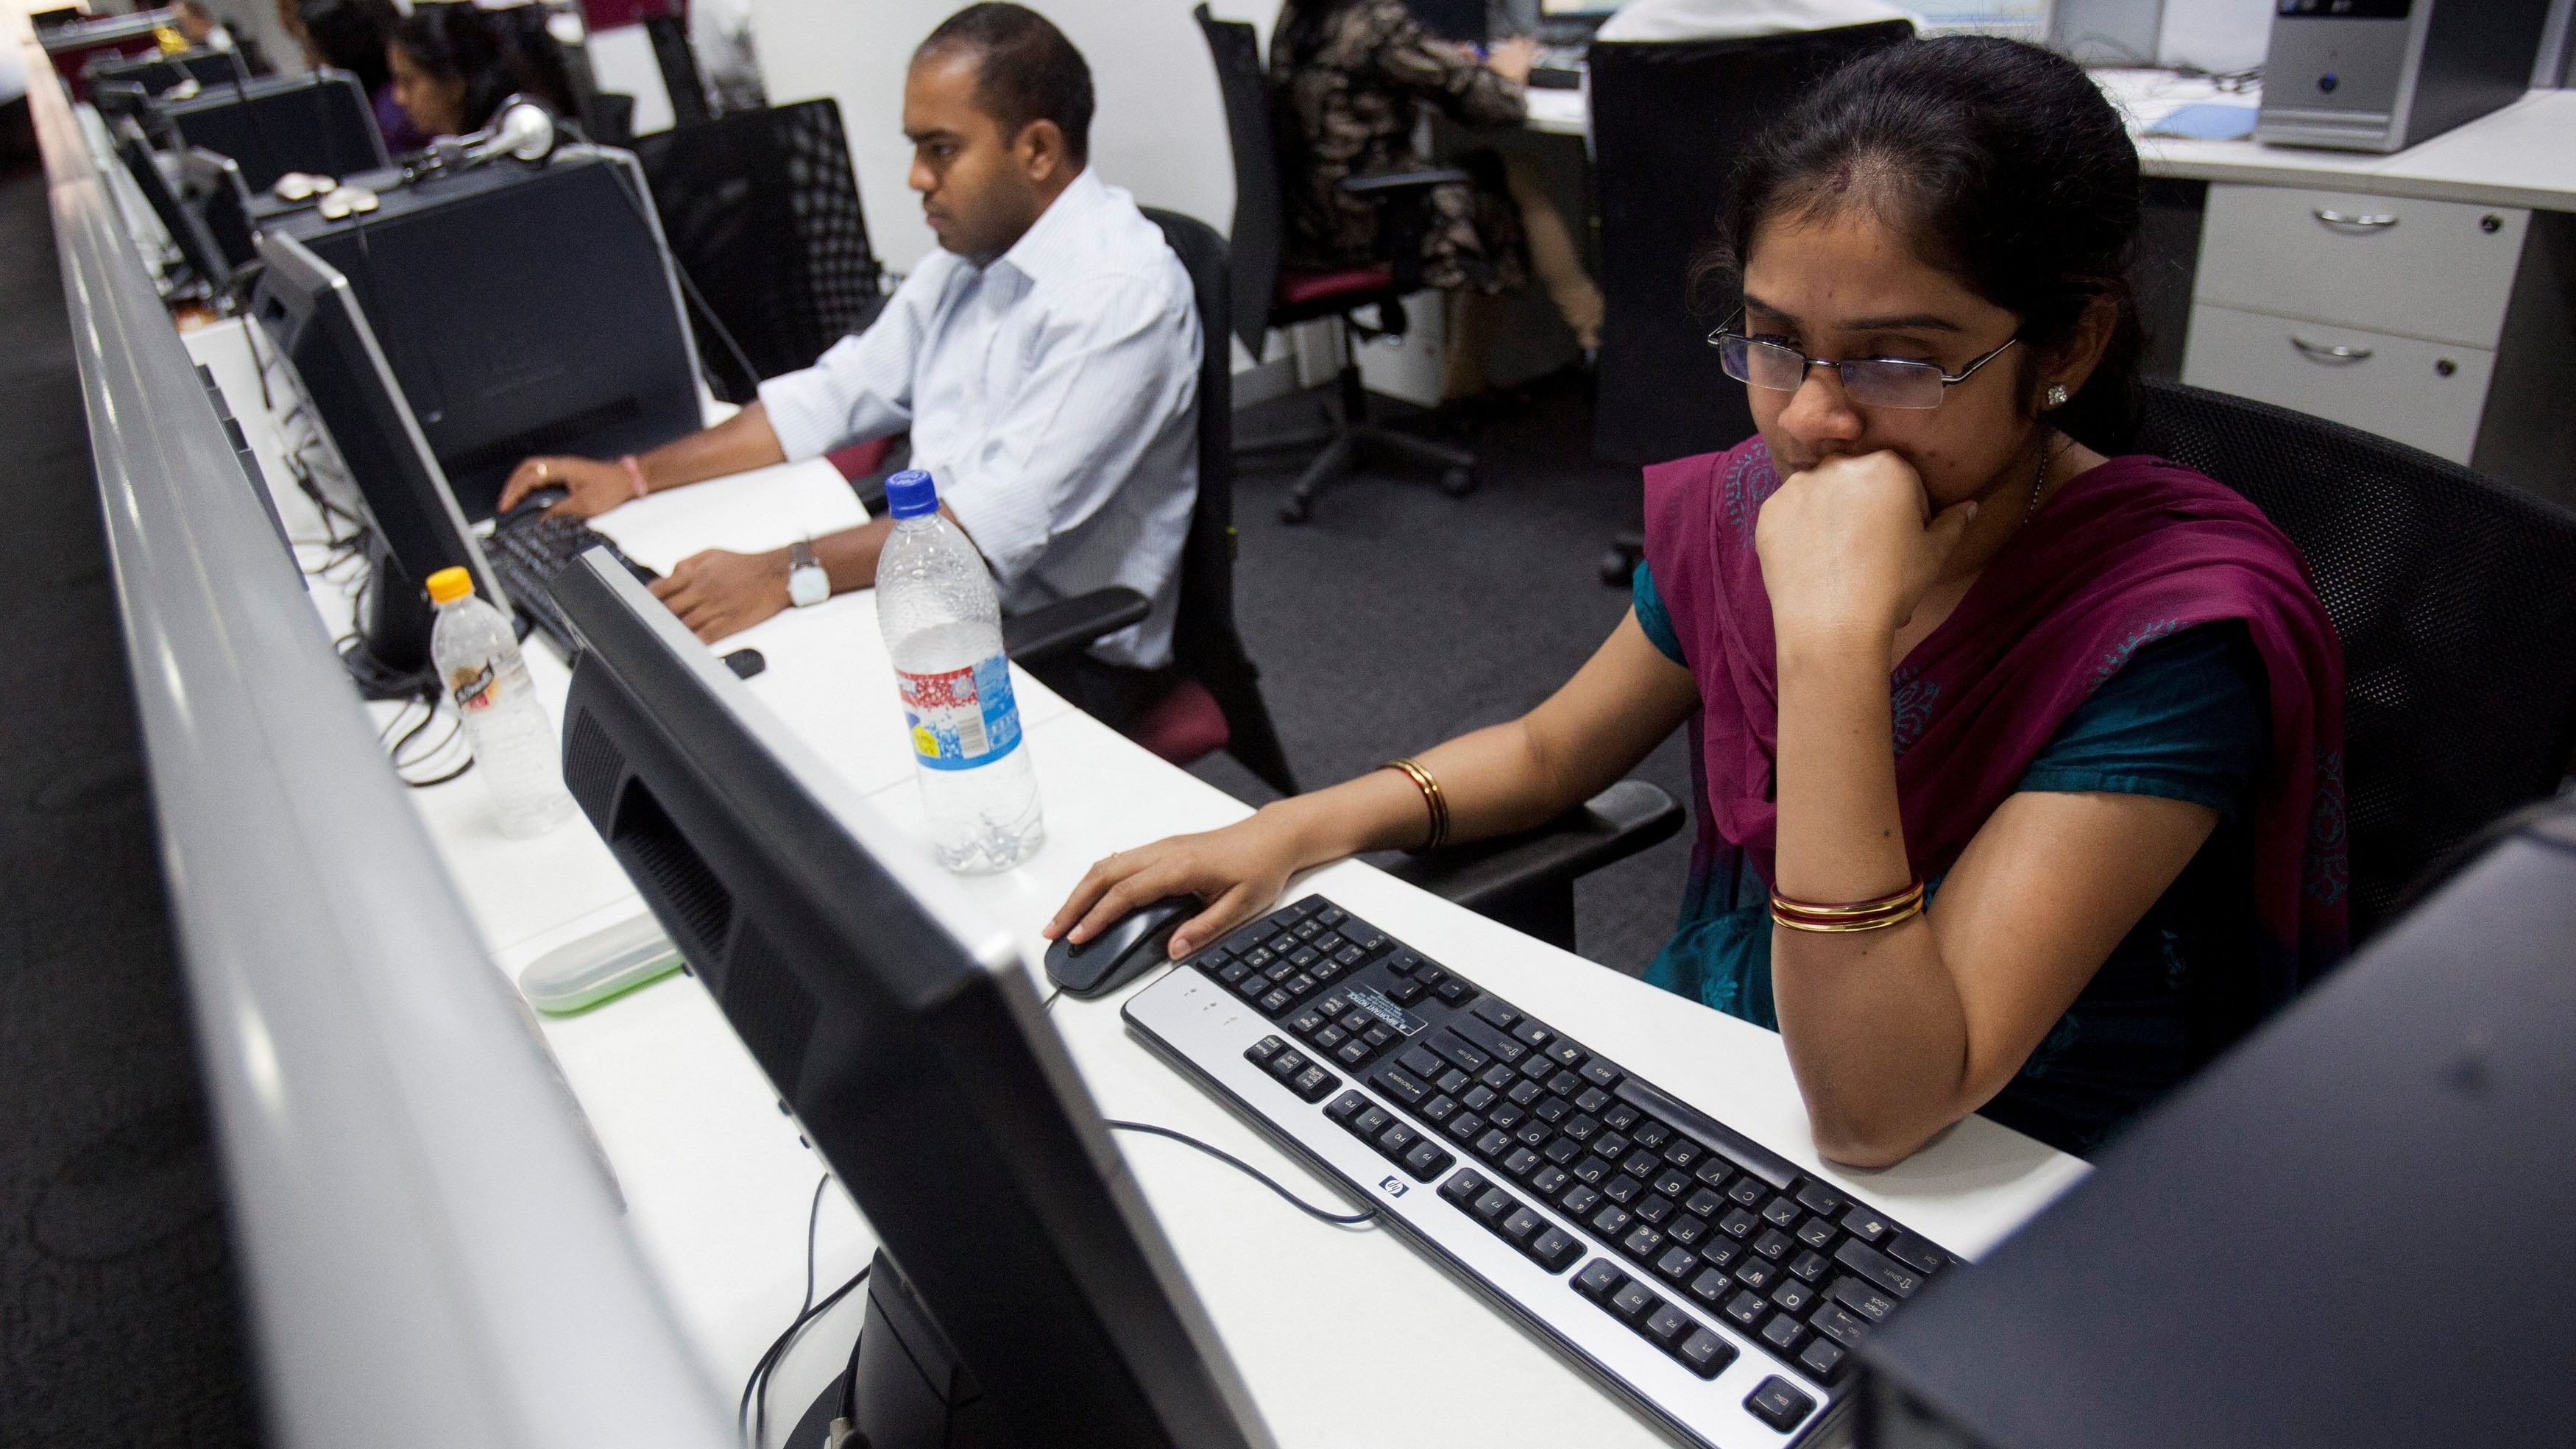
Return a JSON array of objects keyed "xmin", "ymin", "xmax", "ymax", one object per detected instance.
[{"xmin": 2257, "ymin": 0, "xmax": 2557, "ymax": 153}]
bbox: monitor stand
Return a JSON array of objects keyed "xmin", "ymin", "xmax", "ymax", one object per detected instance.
[
  {"xmin": 789, "ymin": 1249, "xmax": 1003, "ymax": 1449},
  {"xmin": 340, "ymin": 536, "xmax": 436, "ymax": 700}
]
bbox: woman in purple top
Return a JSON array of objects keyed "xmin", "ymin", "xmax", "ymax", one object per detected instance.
[
  {"xmin": 1047, "ymin": 38, "xmax": 2346, "ymax": 1166},
  {"xmin": 277, "ymin": 0, "xmax": 426, "ymax": 152}
]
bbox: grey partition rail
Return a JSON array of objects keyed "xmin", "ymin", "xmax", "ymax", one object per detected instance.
[{"xmin": 26, "ymin": 41, "xmax": 735, "ymax": 1449}]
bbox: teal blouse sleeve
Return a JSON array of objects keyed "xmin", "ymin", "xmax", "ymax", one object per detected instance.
[
  {"xmin": 2016, "ymin": 621, "xmax": 2270, "ymax": 818},
  {"xmin": 1631, "ymin": 559, "xmax": 1687, "ymax": 666}
]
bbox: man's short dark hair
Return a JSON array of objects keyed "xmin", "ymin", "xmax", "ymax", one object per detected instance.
[{"xmin": 917, "ymin": 4, "xmax": 1095, "ymax": 163}]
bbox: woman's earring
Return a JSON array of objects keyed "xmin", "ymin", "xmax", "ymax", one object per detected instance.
[{"xmin": 2045, "ymin": 383, "xmax": 2070, "ymax": 408}]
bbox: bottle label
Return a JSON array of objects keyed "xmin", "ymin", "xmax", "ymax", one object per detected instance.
[
  {"xmin": 896, "ymin": 654, "xmax": 1022, "ymax": 770},
  {"xmin": 450, "ymin": 662, "xmax": 498, "ymax": 712}
]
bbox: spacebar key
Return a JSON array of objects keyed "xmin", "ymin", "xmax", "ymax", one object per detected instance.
[{"xmin": 1613, "ymin": 1078, "xmax": 1802, "ymax": 1190}]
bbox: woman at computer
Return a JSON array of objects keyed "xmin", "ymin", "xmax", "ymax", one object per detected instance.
[
  {"xmin": 280, "ymin": 0, "xmax": 425, "ymax": 152},
  {"xmin": 1050, "ymin": 37, "xmax": 2348, "ymax": 1166},
  {"xmin": 386, "ymin": 1, "xmax": 573, "ymax": 141},
  {"xmin": 1271, "ymin": 0, "xmax": 1605, "ymax": 393}
]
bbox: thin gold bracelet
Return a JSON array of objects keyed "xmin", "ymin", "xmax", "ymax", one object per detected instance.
[
  {"xmin": 1769, "ymin": 898, "xmax": 1925, "ymax": 933},
  {"xmin": 1769, "ymin": 880, "xmax": 1926, "ymax": 919},
  {"xmin": 1382, "ymin": 757, "xmax": 1448, "ymax": 853}
]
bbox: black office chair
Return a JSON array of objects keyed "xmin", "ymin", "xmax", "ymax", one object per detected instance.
[
  {"xmin": 643, "ymin": 14, "xmax": 712, "ymax": 130},
  {"xmin": 2136, "ymin": 378, "xmax": 2576, "ymax": 946},
  {"xmin": 632, "ymin": 99, "xmax": 886, "ymax": 404},
  {"xmin": 1195, "ymin": 3, "xmax": 1479, "ymax": 525},
  {"xmin": 1586, "ymin": 21, "xmax": 1912, "ymax": 581}
]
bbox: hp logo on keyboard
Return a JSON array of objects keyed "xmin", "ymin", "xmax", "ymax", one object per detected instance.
[{"xmin": 1379, "ymin": 1176, "xmax": 1408, "ymax": 1198}]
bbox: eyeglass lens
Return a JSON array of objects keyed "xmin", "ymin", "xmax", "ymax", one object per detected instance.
[{"xmin": 1717, "ymin": 335, "xmax": 1948, "ymax": 410}]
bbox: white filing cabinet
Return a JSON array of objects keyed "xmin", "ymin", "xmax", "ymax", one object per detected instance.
[{"xmin": 2181, "ymin": 183, "xmax": 2530, "ymax": 464}]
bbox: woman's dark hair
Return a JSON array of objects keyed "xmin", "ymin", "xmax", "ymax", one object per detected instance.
[
  {"xmin": 1274, "ymin": 0, "xmax": 1370, "ymax": 67},
  {"xmin": 1706, "ymin": 36, "xmax": 2145, "ymax": 453},
  {"xmin": 392, "ymin": 2, "xmax": 573, "ymax": 133},
  {"xmin": 918, "ymin": 3, "xmax": 1096, "ymax": 162},
  {"xmin": 297, "ymin": 0, "xmax": 400, "ymax": 95}
]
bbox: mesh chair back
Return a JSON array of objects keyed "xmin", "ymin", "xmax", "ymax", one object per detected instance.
[
  {"xmin": 1588, "ymin": 22, "xmax": 1911, "ymax": 464},
  {"xmin": 1192, "ymin": 4, "xmax": 1285, "ymax": 355},
  {"xmin": 1142, "ymin": 205, "xmax": 1299, "ymax": 794},
  {"xmin": 2137, "ymin": 379, "xmax": 2576, "ymax": 942},
  {"xmin": 632, "ymin": 99, "xmax": 883, "ymax": 400}
]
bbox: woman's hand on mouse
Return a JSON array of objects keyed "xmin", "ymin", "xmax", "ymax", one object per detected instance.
[
  {"xmin": 1047, "ymin": 811, "xmax": 1315, "ymax": 961},
  {"xmin": 1756, "ymin": 449, "xmax": 1978, "ymax": 652},
  {"xmin": 498, "ymin": 454, "xmax": 631, "ymax": 518}
]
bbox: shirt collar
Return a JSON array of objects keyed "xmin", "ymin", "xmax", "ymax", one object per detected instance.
[{"xmin": 989, "ymin": 166, "xmax": 1105, "ymax": 288}]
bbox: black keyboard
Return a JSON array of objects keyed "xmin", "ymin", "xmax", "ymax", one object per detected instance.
[
  {"xmin": 1122, "ymin": 895, "xmax": 1956, "ymax": 1448},
  {"xmin": 486, "ymin": 512, "xmax": 658, "ymax": 652}
]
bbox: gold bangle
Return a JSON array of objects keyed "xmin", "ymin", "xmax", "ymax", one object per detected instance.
[
  {"xmin": 1769, "ymin": 897, "xmax": 1925, "ymax": 933},
  {"xmin": 1769, "ymin": 880, "xmax": 1925, "ymax": 920},
  {"xmin": 1383, "ymin": 757, "xmax": 1449, "ymax": 852}
]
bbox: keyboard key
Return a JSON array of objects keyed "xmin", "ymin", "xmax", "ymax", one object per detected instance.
[
  {"xmin": 1501, "ymin": 1147, "xmax": 1544, "ymax": 1180},
  {"xmin": 1353, "ymin": 1105, "xmax": 1392, "ymax": 1138},
  {"xmin": 1808, "ymin": 1302, "xmax": 1870, "ymax": 1350},
  {"xmin": 1608, "ymin": 1280, "xmax": 1660, "ymax": 1324},
  {"xmin": 1383, "ymin": 949, "xmax": 1423, "ymax": 976},
  {"xmin": 1759, "ymin": 1312, "xmax": 1807, "ymax": 1354},
  {"xmin": 1402, "ymin": 1139, "xmax": 1454, "ymax": 1181},
  {"xmin": 1603, "ymin": 1175, "xmax": 1643, "ymax": 1206},
  {"xmin": 1385, "ymin": 978, "xmax": 1426, "ymax": 1005},
  {"xmin": 1652, "ymin": 1168, "xmax": 1691, "ymax": 1200},
  {"xmin": 1795, "ymin": 1181, "xmax": 1849, "ymax": 1218},
  {"xmin": 1440, "ymin": 1169, "xmax": 1490, "ymax": 1207},
  {"xmin": 1796, "ymin": 1216, "xmax": 1838, "ymax": 1251},
  {"xmin": 1527, "ymin": 1226, "xmax": 1583, "ymax": 1272},
  {"xmin": 1841, "ymin": 1205, "xmax": 1892, "ymax": 1242},
  {"xmin": 1475, "ymin": 1130, "xmax": 1515, "ymax": 1161},
  {"xmin": 1532, "ymin": 1094, "xmax": 1573, "ymax": 1126},
  {"xmin": 1558, "ymin": 1183, "xmax": 1602, "ymax": 1218},
  {"xmin": 1719, "ymin": 1207, "xmax": 1761, "ymax": 1240},
  {"xmin": 1834, "ymin": 1239, "xmax": 1925, "ymax": 1300},
  {"xmin": 1744, "ymin": 1377, "xmax": 1815, "ymax": 1432},
  {"xmin": 1431, "ymin": 1031, "xmax": 1490, "ymax": 1074},
  {"xmin": 1642, "ymin": 1301, "xmax": 1694, "ymax": 1347},
  {"xmin": 1728, "ymin": 1177, "xmax": 1769, "ymax": 1208},
  {"xmin": 1246, "ymin": 1035, "xmax": 1286, "ymax": 1064},
  {"xmin": 1546, "ymin": 1040, "xmax": 1588, "ymax": 1070},
  {"xmin": 1631, "ymin": 1119, "xmax": 1671, "ymax": 1150},
  {"xmin": 1660, "ymin": 1137, "xmax": 1703, "ymax": 1171},
  {"xmin": 1420, "ymin": 1094, "xmax": 1458, "ymax": 1124},
  {"xmin": 1312, "ymin": 1026, "xmax": 1348, "ymax": 1052},
  {"xmin": 1797, "ymin": 1336, "xmax": 1847, "ymax": 1384},
  {"xmin": 1633, "ymin": 1194, "xmax": 1674, "ymax": 1226},
  {"xmin": 1471, "ymin": 997, "xmax": 1521, "ymax": 1032},
  {"xmin": 1887, "ymin": 1232, "xmax": 1948, "ymax": 1277},
  {"xmin": 1733, "ymin": 1257, "xmax": 1782, "ymax": 1292},
  {"xmin": 1462, "ymin": 1084, "xmax": 1499, "ymax": 1113},
  {"xmin": 1561, "ymin": 1111, "xmax": 1600, "ymax": 1143},
  {"xmin": 1600, "ymin": 1100, "xmax": 1643, "ymax": 1133},
  {"xmin": 1762, "ymin": 1196, "xmax": 1802, "ymax": 1228},
  {"xmin": 1621, "ymin": 1226, "xmax": 1664, "ymax": 1262},
  {"xmin": 1677, "ymin": 1328, "xmax": 1738, "ymax": 1381},
  {"xmin": 1684, "ymin": 1187, "xmax": 1727, "ymax": 1219},
  {"xmin": 1507, "ymin": 1078, "xmax": 1543, "ymax": 1107},
  {"xmin": 1415, "ymin": 965, "xmax": 1448, "ymax": 989},
  {"xmin": 1770, "ymin": 1278, "xmax": 1818, "ymax": 1315},
  {"xmin": 1723, "ymin": 1290, "xmax": 1766, "ymax": 1328},
  {"xmin": 1334, "ymin": 1041, "xmax": 1371, "ymax": 1067},
  {"xmin": 1686, "ymin": 1266, "xmax": 1732, "ymax": 1306},
  {"xmin": 1654, "ymin": 1245, "xmax": 1699, "ymax": 1283},
  {"xmin": 1398, "ymin": 1045, "xmax": 1445, "ymax": 1080},
  {"xmin": 1830, "ymin": 1275, "xmax": 1897, "ymax": 1323},
  {"xmin": 1437, "ymin": 1067, "xmax": 1473, "ymax": 1096},
  {"xmin": 1666, "ymin": 1214, "xmax": 1709, "ymax": 1248},
  {"xmin": 1290, "ymin": 1066, "xmax": 1336, "ymax": 1101},
  {"xmin": 1370, "ymin": 1065, "xmax": 1429, "ymax": 1106},
  {"xmin": 1362, "ymin": 1024, "xmax": 1398, "ymax": 1049},
  {"xmin": 1590, "ymin": 1204, "xmax": 1633, "ymax": 1239},
  {"xmin": 1753, "ymin": 1228, "xmax": 1795, "ymax": 1262},
  {"xmin": 1434, "ymin": 978, "xmax": 1474, "ymax": 1004},
  {"xmin": 1286, "ymin": 1008, "xmax": 1328, "ymax": 1038},
  {"xmin": 1376, "ymin": 1122, "xmax": 1419, "ymax": 1158},
  {"xmin": 1258, "ymin": 989, "xmax": 1292, "ymax": 1013},
  {"xmin": 1573, "ymin": 1258, "xmax": 1628, "ymax": 1302},
  {"xmin": 1788, "ymin": 1249, "xmax": 1832, "ymax": 1283},
  {"xmin": 1581, "ymin": 1058, "xmax": 1624, "ymax": 1091},
  {"xmin": 1443, "ymin": 1112, "xmax": 1484, "ymax": 1144},
  {"xmin": 1325, "ymin": 1091, "xmax": 1368, "ymax": 1124},
  {"xmin": 1499, "ymin": 1206, "xmax": 1545, "ymax": 1244},
  {"xmin": 1473, "ymin": 1188, "xmax": 1515, "ymax": 1223},
  {"xmin": 1694, "ymin": 1159, "xmax": 1734, "ymax": 1191},
  {"xmin": 1571, "ymin": 1155, "xmax": 1614, "ymax": 1186},
  {"xmin": 1699, "ymin": 1238, "xmax": 1742, "ymax": 1271},
  {"xmin": 1621, "ymin": 1149, "xmax": 1663, "ymax": 1181},
  {"xmin": 1529, "ymin": 1165, "xmax": 1571, "ymax": 1199},
  {"xmin": 1488, "ymin": 1101, "xmax": 1529, "ymax": 1131},
  {"xmin": 1215, "ymin": 960, "xmax": 1252, "ymax": 986}
]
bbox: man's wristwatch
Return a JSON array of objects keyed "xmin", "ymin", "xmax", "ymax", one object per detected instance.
[{"xmin": 786, "ymin": 539, "xmax": 829, "ymax": 608}]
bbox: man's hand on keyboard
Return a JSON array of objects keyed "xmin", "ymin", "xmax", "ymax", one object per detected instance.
[
  {"xmin": 498, "ymin": 454, "xmax": 632, "ymax": 519},
  {"xmin": 648, "ymin": 547, "xmax": 791, "ymax": 643}
]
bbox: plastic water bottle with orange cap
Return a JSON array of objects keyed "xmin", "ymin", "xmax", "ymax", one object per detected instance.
[{"xmin": 426, "ymin": 566, "xmax": 576, "ymax": 837}]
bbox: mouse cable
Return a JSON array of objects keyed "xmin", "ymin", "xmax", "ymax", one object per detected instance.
[
  {"xmin": 742, "ymin": 1175, "xmax": 868, "ymax": 1448},
  {"xmin": 1103, "ymin": 1120, "xmax": 1379, "ymax": 1228}
]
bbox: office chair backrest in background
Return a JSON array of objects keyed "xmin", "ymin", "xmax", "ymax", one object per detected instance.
[
  {"xmin": 1138, "ymin": 205, "xmax": 1300, "ymax": 795},
  {"xmin": 1587, "ymin": 22, "xmax": 1911, "ymax": 465},
  {"xmin": 632, "ymin": 99, "xmax": 882, "ymax": 402},
  {"xmin": 1192, "ymin": 4, "xmax": 1287, "ymax": 358},
  {"xmin": 643, "ymin": 14, "xmax": 712, "ymax": 130},
  {"xmin": 2136, "ymin": 378, "xmax": 2576, "ymax": 945}
]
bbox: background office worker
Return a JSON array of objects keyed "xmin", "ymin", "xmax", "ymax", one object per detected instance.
[
  {"xmin": 498, "ymin": 3, "xmax": 1200, "ymax": 725},
  {"xmin": 386, "ymin": 0, "xmax": 576, "ymax": 140},
  {"xmin": 1052, "ymin": 38, "xmax": 2350, "ymax": 1168}
]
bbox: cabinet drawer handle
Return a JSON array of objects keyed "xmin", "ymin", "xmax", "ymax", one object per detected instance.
[
  {"xmin": 2290, "ymin": 336, "xmax": 2374, "ymax": 363},
  {"xmin": 2313, "ymin": 208, "xmax": 2399, "ymax": 230}
]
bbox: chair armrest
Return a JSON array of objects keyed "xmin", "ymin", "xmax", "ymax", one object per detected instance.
[
  {"xmin": 1387, "ymin": 779, "xmax": 1684, "ymax": 918},
  {"xmin": 1340, "ymin": 168, "xmax": 1471, "ymax": 194},
  {"xmin": 1002, "ymin": 587, "xmax": 1152, "ymax": 667}
]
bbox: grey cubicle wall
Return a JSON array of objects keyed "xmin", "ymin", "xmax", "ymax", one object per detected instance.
[{"xmin": 24, "ymin": 40, "xmax": 736, "ymax": 1449}]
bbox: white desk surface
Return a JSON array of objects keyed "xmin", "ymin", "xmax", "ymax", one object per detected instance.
[
  {"xmin": 1526, "ymin": 63, "xmax": 2576, "ymax": 212},
  {"xmin": 189, "ymin": 316, "xmax": 2088, "ymax": 1447}
]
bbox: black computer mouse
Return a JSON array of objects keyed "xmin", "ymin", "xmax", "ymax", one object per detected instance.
[
  {"xmin": 498, "ymin": 484, "xmax": 569, "ymax": 528},
  {"xmin": 1044, "ymin": 895, "xmax": 1198, "ymax": 999}
]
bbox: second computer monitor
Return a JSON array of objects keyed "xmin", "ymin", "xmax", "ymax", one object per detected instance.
[
  {"xmin": 160, "ymin": 68, "xmax": 389, "ymax": 194},
  {"xmin": 549, "ymin": 554, "xmax": 1272, "ymax": 1449},
  {"xmin": 266, "ymin": 149, "xmax": 703, "ymax": 522}
]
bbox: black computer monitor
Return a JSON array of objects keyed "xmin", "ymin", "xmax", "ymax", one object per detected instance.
[
  {"xmin": 112, "ymin": 118, "xmax": 233, "ymax": 297},
  {"xmin": 85, "ymin": 44, "xmax": 269, "ymax": 97},
  {"xmin": 177, "ymin": 145, "xmax": 257, "ymax": 272},
  {"xmin": 548, "ymin": 553, "xmax": 1271, "ymax": 1449},
  {"xmin": 264, "ymin": 149, "xmax": 702, "ymax": 522},
  {"xmin": 1408, "ymin": 0, "xmax": 1489, "ymax": 43},
  {"xmin": 250, "ymin": 227, "xmax": 508, "ymax": 689},
  {"xmin": 159, "ymin": 67, "xmax": 387, "ymax": 194}
]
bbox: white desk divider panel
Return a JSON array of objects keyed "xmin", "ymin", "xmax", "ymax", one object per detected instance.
[{"xmin": 29, "ymin": 39, "xmax": 738, "ymax": 1449}]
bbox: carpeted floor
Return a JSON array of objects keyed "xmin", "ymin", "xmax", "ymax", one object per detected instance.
[
  {"xmin": 0, "ymin": 166, "xmax": 261, "ymax": 1446},
  {"xmin": 1189, "ymin": 378, "xmax": 1697, "ymax": 979}
]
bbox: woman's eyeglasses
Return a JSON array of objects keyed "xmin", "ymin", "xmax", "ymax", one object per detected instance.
[{"xmin": 1706, "ymin": 311, "xmax": 2020, "ymax": 410}]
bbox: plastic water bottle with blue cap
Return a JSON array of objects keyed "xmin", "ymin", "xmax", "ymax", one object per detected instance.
[{"xmin": 874, "ymin": 469, "xmax": 1043, "ymax": 872}]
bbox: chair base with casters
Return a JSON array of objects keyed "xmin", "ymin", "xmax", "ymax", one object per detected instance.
[{"xmin": 1244, "ymin": 283, "xmax": 1479, "ymax": 525}]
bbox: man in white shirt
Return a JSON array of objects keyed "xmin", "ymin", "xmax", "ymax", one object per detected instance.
[{"xmin": 498, "ymin": 4, "xmax": 1200, "ymax": 713}]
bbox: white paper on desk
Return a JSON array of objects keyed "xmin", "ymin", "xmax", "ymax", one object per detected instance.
[{"xmin": 2159, "ymin": 0, "xmax": 2270, "ymax": 74}]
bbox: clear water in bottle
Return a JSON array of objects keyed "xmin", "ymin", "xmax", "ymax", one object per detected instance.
[
  {"xmin": 426, "ymin": 566, "xmax": 576, "ymax": 838},
  {"xmin": 874, "ymin": 470, "xmax": 1043, "ymax": 873}
]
